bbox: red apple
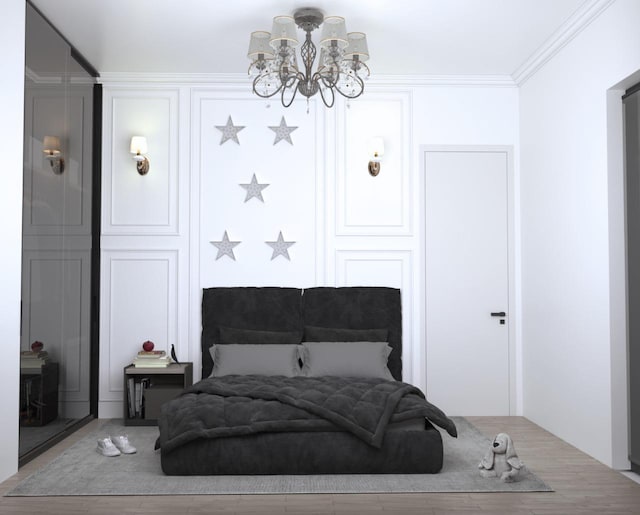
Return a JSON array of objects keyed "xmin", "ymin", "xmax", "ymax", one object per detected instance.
[
  {"xmin": 31, "ymin": 341, "xmax": 44, "ymax": 352},
  {"xmin": 142, "ymin": 340, "xmax": 155, "ymax": 351}
]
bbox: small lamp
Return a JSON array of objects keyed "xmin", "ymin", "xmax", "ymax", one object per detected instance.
[
  {"xmin": 367, "ymin": 137, "xmax": 384, "ymax": 176},
  {"xmin": 43, "ymin": 136, "xmax": 64, "ymax": 175},
  {"xmin": 130, "ymin": 136, "xmax": 150, "ymax": 175}
]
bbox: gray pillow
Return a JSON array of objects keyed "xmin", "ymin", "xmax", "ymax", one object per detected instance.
[
  {"xmin": 209, "ymin": 344, "xmax": 302, "ymax": 377},
  {"xmin": 219, "ymin": 326, "xmax": 302, "ymax": 344},
  {"xmin": 303, "ymin": 326, "xmax": 388, "ymax": 343},
  {"xmin": 299, "ymin": 342, "xmax": 394, "ymax": 380}
]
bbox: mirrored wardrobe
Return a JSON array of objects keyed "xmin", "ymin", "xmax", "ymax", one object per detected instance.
[{"xmin": 19, "ymin": 2, "xmax": 100, "ymax": 465}]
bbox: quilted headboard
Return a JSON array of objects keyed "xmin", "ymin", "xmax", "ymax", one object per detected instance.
[
  {"xmin": 201, "ymin": 286, "xmax": 402, "ymax": 381},
  {"xmin": 302, "ymin": 287, "xmax": 402, "ymax": 381},
  {"xmin": 201, "ymin": 287, "xmax": 304, "ymax": 378}
]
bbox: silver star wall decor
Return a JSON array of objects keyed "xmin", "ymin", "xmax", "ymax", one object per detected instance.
[
  {"xmin": 239, "ymin": 174, "xmax": 269, "ymax": 203},
  {"xmin": 211, "ymin": 231, "xmax": 241, "ymax": 260},
  {"xmin": 266, "ymin": 231, "xmax": 296, "ymax": 261},
  {"xmin": 215, "ymin": 116, "xmax": 245, "ymax": 145},
  {"xmin": 269, "ymin": 116, "xmax": 298, "ymax": 145}
]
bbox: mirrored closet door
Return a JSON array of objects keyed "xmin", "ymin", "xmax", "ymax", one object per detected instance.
[{"xmin": 19, "ymin": 2, "xmax": 99, "ymax": 463}]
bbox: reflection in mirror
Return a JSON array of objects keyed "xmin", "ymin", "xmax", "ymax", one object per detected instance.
[{"xmin": 20, "ymin": 3, "xmax": 97, "ymax": 462}]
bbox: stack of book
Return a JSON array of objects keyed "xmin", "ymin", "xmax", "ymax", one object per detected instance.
[
  {"xmin": 20, "ymin": 350, "xmax": 51, "ymax": 369},
  {"xmin": 132, "ymin": 350, "xmax": 171, "ymax": 368}
]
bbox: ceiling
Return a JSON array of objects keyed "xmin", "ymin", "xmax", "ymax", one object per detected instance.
[{"xmin": 30, "ymin": 0, "xmax": 587, "ymax": 77}]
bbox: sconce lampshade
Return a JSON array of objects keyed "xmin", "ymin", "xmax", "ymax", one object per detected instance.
[
  {"xmin": 43, "ymin": 135, "xmax": 61, "ymax": 155},
  {"xmin": 130, "ymin": 136, "xmax": 150, "ymax": 175},
  {"xmin": 269, "ymin": 16, "xmax": 298, "ymax": 48},
  {"xmin": 367, "ymin": 137, "xmax": 384, "ymax": 177},
  {"xmin": 130, "ymin": 136, "xmax": 148, "ymax": 156},
  {"xmin": 368, "ymin": 137, "xmax": 385, "ymax": 160}
]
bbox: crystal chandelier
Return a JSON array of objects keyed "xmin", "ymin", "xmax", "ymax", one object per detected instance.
[{"xmin": 247, "ymin": 8, "xmax": 370, "ymax": 108}]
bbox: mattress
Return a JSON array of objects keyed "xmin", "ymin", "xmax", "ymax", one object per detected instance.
[{"xmin": 161, "ymin": 418, "xmax": 443, "ymax": 475}]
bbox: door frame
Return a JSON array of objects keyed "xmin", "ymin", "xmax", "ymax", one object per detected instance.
[{"xmin": 419, "ymin": 145, "xmax": 518, "ymax": 415}]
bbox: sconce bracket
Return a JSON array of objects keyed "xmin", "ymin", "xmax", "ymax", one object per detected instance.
[
  {"xmin": 136, "ymin": 157, "xmax": 150, "ymax": 175},
  {"xmin": 368, "ymin": 161, "xmax": 381, "ymax": 177},
  {"xmin": 48, "ymin": 157, "xmax": 65, "ymax": 175}
]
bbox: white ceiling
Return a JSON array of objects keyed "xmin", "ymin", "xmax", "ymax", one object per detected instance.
[{"xmin": 30, "ymin": 0, "xmax": 587, "ymax": 77}]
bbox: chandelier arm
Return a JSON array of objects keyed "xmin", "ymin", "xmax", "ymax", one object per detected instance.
[
  {"xmin": 318, "ymin": 72, "xmax": 338, "ymax": 89},
  {"xmin": 356, "ymin": 61, "xmax": 371, "ymax": 79},
  {"xmin": 252, "ymin": 73, "xmax": 284, "ymax": 99},
  {"xmin": 318, "ymin": 82, "xmax": 335, "ymax": 108},
  {"xmin": 281, "ymin": 78, "xmax": 300, "ymax": 108},
  {"xmin": 334, "ymin": 73, "xmax": 366, "ymax": 99}
]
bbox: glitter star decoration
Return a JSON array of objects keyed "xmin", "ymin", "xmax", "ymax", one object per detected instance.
[
  {"xmin": 215, "ymin": 116, "xmax": 245, "ymax": 145},
  {"xmin": 265, "ymin": 231, "xmax": 295, "ymax": 261},
  {"xmin": 268, "ymin": 116, "xmax": 298, "ymax": 145},
  {"xmin": 239, "ymin": 174, "xmax": 270, "ymax": 203},
  {"xmin": 210, "ymin": 231, "xmax": 241, "ymax": 260}
]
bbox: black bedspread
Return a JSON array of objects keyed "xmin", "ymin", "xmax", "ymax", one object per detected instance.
[{"xmin": 158, "ymin": 375, "xmax": 457, "ymax": 454}]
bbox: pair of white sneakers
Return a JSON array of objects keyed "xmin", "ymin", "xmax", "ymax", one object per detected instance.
[{"xmin": 96, "ymin": 435, "xmax": 136, "ymax": 457}]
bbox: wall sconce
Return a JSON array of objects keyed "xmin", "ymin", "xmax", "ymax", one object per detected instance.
[
  {"xmin": 367, "ymin": 137, "xmax": 384, "ymax": 177},
  {"xmin": 130, "ymin": 136, "xmax": 150, "ymax": 175},
  {"xmin": 43, "ymin": 136, "xmax": 64, "ymax": 175}
]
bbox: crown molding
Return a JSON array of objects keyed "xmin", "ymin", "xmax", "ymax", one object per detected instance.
[
  {"xmin": 369, "ymin": 74, "xmax": 516, "ymax": 87},
  {"xmin": 98, "ymin": 71, "xmax": 516, "ymax": 88},
  {"xmin": 25, "ymin": 66, "xmax": 62, "ymax": 85},
  {"xmin": 98, "ymin": 72, "xmax": 248, "ymax": 85},
  {"xmin": 512, "ymin": 0, "xmax": 615, "ymax": 86}
]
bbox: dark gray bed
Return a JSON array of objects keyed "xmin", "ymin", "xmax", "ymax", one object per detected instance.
[{"xmin": 158, "ymin": 286, "xmax": 456, "ymax": 475}]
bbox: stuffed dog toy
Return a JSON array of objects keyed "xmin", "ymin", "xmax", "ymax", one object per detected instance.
[{"xmin": 478, "ymin": 432, "xmax": 524, "ymax": 482}]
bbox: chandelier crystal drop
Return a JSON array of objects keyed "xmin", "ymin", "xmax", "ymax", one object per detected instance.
[{"xmin": 247, "ymin": 8, "xmax": 370, "ymax": 108}]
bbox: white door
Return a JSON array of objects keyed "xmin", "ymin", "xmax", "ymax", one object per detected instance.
[{"xmin": 424, "ymin": 148, "xmax": 511, "ymax": 416}]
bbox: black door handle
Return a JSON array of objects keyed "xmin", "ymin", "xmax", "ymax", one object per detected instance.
[{"xmin": 490, "ymin": 312, "xmax": 506, "ymax": 317}]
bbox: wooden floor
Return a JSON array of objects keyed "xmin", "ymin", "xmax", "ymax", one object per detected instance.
[{"xmin": 1, "ymin": 416, "xmax": 639, "ymax": 514}]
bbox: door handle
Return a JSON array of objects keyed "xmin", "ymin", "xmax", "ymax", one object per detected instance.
[{"xmin": 490, "ymin": 312, "xmax": 506, "ymax": 317}]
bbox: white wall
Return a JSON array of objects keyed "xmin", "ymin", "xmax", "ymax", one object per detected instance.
[
  {"xmin": 0, "ymin": 0, "xmax": 25, "ymax": 483},
  {"xmin": 98, "ymin": 77, "xmax": 519, "ymax": 416},
  {"xmin": 520, "ymin": 0, "xmax": 640, "ymax": 467}
]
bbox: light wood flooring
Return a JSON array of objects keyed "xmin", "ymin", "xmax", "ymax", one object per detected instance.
[{"xmin": 1, "ymin": 416, "xmax": 639, "ymax": 514}]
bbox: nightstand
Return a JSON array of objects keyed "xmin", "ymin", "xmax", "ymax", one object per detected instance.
[
  {"xmin": 123, "ymin": 362, "xmax": 193, "ymax": 426},
  {"xmin": 20, "ymin": 362, "xmax": 59, "ymax": 426}
]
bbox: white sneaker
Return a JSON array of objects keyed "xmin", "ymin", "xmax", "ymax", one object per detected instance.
[
  {"xmin": 111, "ymin": 434, "xmax": 136, "ymax": 454},
  {"xmin": 97, "ymin": 437, "xmax": 121, "ymax": 457}
]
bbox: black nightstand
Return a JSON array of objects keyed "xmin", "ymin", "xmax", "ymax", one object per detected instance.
[
  {"xmin": 20, "ymin": 362, "xmax": 59, "ymax": 426},
  {"xmin": 123, "ymin": 362, "xmax": 193, "ymax": 426}
]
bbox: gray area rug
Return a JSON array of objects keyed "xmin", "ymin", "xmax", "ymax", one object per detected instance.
[{"xmin": 7, "ymin": 417, "xmax": 552, "ymax": 496}]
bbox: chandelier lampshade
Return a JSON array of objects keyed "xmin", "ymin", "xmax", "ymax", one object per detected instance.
[
  {"xmin": 269, "ymin": 16, "xmax": 299, "ymax": 48},
  {"xmin": 247, "ymin": 31, "xmax": 274, "ymax": 60},
  {"xmin": 319, "ymin": 16, "xmax": 348, "ymax": 49},
  {"xmin": 247, "ymin": 7, "xmax": 370, "ymax": 109},
  {"xmin": 345, "ymin": 32, "xmax": 369, "ymax": 62}
]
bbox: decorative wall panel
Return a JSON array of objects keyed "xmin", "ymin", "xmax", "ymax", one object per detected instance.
[
  {"xmin": 99, "ymin": 250, "xmax": 178, "ymax": 404},
  {"xmin": 335, "ymin": 249, "xmax": 418, "ymax": 386},
  {"xmin": 336, "ymin": 91, "xmax": 412, "ymax": 236},
  {"xmin": 21, "ymin": 250, "xmax": 91, "ymax": 415},
  {"xmin": 102, "ymin": 89, "xmax": 179, "ymax": 234},
  {"xmin": 23, "ymin": 87, "xmax": 93, "ymax": 236}
]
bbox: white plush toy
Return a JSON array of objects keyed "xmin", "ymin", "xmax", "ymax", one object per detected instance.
[{"xmin": 478, "ymin": 432, "xmax": 524, "ymax": 482}]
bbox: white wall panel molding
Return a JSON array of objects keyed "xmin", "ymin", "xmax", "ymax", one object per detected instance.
[
  {"xmin": 102, "ymin": 88, "xmax": 180, "ymax": 235},
  {"xmin": 21, "ymin": 250, "xmax": 91, "ymax": 406},
  {"xmin": 99, "ymin": 249, "xmax": 181, "ymax": 416},
  {"xmin": 335, "ymin": 249, "xmax": 422, "ymax": 389},
  {"xmin": 335, "ymin": 91, "xmax": 412, "ymax": 236},
  {"xmin": 23, "ymin": 86, "xmax": 93, "ymax": 236}
]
